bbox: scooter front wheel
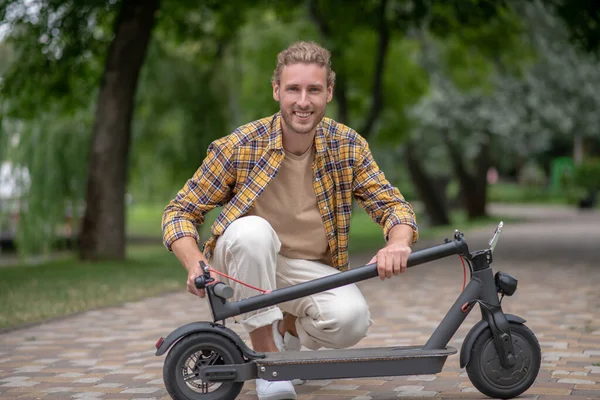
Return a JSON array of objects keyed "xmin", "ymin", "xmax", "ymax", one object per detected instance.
[
  {"xmin": 163, "ymin": 332, "xmax": 245, "ymax": 400},
  {"xmin": 466, "ymin": 322, "xmax": 541, "ymax": 399}
]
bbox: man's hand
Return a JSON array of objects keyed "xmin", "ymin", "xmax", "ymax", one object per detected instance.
[
  {"xmin": 171, "ymin": 237, "xmax": 219, "ymax": 298},
  {"xmin": 186, "ymin": 261, "xmax": 219, "ymax": 298},
  {"xmin": 368, "ymin": 242, "xmax": 412, "ymax": 280},
  {"xmin": 369, "ymin": 224, "xmax": 415, "ymax": 280}
]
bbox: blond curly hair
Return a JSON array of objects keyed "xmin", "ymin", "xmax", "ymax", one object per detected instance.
[{"xmin": 272, "ymin": 41, "xmax": 336, "ymax": 88}]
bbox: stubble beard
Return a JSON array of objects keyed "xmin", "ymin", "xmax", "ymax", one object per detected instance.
[{"xmin": 281, "ymin": 105, "xmax": 326, "ymax": 135}]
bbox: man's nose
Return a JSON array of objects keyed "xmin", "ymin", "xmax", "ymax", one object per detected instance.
[{"xmin": 296, "ymin": 90, "xmax": 310, "ymax": 108}]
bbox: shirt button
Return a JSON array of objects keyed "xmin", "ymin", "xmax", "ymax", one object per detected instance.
[{"xmin": 323, "ymin": 206, "xmax": 328, "ymax": 210}]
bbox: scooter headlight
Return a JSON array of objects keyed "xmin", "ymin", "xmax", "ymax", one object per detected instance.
[{"xmin": 495, "ymin": 271, "xmax": 518, "ymax": 296}]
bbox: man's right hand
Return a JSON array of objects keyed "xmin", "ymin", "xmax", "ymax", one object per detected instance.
[
  {"xmin": 170, "ymin": 237, "xmax": 219, "ymax": 299},
  {"xmin": 186, "ymin": 261, "xmax": 219, "ymax": 298}
]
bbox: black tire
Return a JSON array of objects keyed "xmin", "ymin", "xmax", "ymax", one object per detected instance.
[
  {"xmin": 163, "ymin": 333, "xmax": 245, "ymax": 400},
  {"xmin": 466, "ymin": 322, "xmax": 541, "ymax": 399}
]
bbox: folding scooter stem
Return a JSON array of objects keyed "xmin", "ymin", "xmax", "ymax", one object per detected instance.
[{"xmin": 208, "ymin": 236, "xmax": 470, "ymax": 322}]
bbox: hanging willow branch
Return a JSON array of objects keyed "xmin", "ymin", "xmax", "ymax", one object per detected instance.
[{"xmin": 9, "ymin": 106, "xmax": 93, "ymax": 256}]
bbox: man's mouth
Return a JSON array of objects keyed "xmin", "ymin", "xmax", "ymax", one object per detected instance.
[{"xmin": 294, "ymin": 111, "xmax": 312, "ymax": 119}]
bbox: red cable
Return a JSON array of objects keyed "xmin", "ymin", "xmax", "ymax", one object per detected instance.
[{"xmin": 208, "ymin": 267, "xmax": 271, "ymax": 294}]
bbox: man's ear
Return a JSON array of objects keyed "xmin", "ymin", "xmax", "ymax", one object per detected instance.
[
  {"xmin": 326, "ymin": 84, "xmax": 334, "ymax": 103},
  {"xmin": 272, "ymin": 81, "xmax": 280, "ymax": 101}
]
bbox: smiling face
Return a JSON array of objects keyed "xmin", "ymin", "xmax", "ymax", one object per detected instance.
[{"xmin": 273, "ymin": 62, "xmax": 333, "ymax": 136}]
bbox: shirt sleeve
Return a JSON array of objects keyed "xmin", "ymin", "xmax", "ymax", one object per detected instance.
[
  {"xmin": 162, "ymin": 141, "xmax": 236, "ymax": 250},
  {"xmin": 352, "ymin": 137, "xmax": 419, "ymax": 244}
]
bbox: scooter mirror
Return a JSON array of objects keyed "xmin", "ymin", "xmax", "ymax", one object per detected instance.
[{"xmin": 488, "ymin": 221, "xmax": 504, "ymax": 253}]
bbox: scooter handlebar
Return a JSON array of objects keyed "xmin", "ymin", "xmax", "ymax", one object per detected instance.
[
  {"xmin": 406, "ymin": 237, "xmax": 469, "ymax": 268},
  {"xmin": 193, "ymin": 275, "xmax": 235, "ymax": 300},
  {"xmin": 212, "ymin": 282, "xmax": 234, "ymax": 299}
]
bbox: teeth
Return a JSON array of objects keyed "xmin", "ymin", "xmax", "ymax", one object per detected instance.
[{"xmin": 295, "ymin": 112, "xmax": 311, "ymax": 117}]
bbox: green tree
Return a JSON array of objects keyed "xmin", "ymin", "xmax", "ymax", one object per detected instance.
[
  {"xmin": 549, "ymin": 0, "xmax": 600, "ymax": 54},
  {"xmin": 78, "ymin": 0, "xmax": 160, "ymax": 260},
  {"xmin": 0, "ymin": 0, "xmax": 256, "ymax": 259}
]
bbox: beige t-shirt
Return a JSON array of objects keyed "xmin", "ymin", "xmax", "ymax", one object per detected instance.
[{"xmin": 246, "ymin": 147, "xmax": 332, "ymax": 265}]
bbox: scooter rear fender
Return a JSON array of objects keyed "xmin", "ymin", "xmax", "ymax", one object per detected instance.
[
  {"xmin": 155, "ymin": 321, "xmax": 265, "ymax": 360},
  {"xmin": 460, "ymin": 314, "xmax": 526, "ymax": 368}
]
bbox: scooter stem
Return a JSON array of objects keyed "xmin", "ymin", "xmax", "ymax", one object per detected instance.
[{"xmin": 208, "ymin": 237, "xmax": 469, "ymax": 322}]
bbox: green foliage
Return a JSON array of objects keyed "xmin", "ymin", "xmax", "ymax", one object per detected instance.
[
  {"xmin": 486, "ymin": 182, "xmax": 569, "ymax": 205},
  {"xmin": 11, "ymin": 107, "xmax": 93, "ymax": 255},
  {"xmin": 0, "ymin": 0, "xmax": 116, "ymax": 117},
  {"xmin": 233, "ymin": 7, "xmax": 320, "ymax": 123},
  {"xmin": 549, "ymin": 0, "xmax": 600, "ymax": 54},
  {"xmin": 517, "ymin": 161, "xmax": 547, "ymax": 187},
  {"xmin": 573, "ymin": 158, "xmax": 600, "ymax": 191},
  {"xmin": 377, "ymin": 37, "xmax": 429, "ymax": 143},
  {"xmin": 433, "ymin": 2, "xmax": 531, "ymax": 91},
  {"xmin": 0, "ymin": 1, "xmax": 117, "ymax": 255},
  {"xmin": 129, "ymin": 36, "xmax": 231, "ymax": 199}
]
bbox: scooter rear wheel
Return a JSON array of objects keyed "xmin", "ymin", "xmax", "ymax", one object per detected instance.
[
  {"xmin": 466, "ymin": 322, "xmax": 541, "ymax": 399},
  {"xmin": 163, "ymin": 332, "xmax": 244, "ymax": 400}
]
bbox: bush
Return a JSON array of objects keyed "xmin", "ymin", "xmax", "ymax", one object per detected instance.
[
  {"xmin": 518, "ymin": 161, "xmax": 547, "ymax": 187},
  {"xmin": 573, "ymin": 158, "xmax": 600, "ymax": 191}
]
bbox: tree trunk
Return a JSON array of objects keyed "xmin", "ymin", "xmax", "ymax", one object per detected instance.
[
  {"xmin": 404, "ymin": 141, "xmax": 450, "ymax": 226},
  {"xmin": 79, "ymin": 0, "xmax": 159, "ymax": 260},
  {"xmin": 359, "ymin": 0, "xmax": 390, "ymax": 139},
  {"xmin": 443, "ymin": 130, "xmax": 490, "ymax": 220},
  {"xmin": 470, "ymin": 133, "xmax": 491, "ymax": 218},
  {"xmin": 307, "ymin": 0, "xmax": 349, "ymax": 125}
]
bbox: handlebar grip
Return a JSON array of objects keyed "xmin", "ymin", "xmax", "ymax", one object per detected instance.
[
  {"xmin": 212, "ymin": 282, "xmax": 234, "ymax": 299},
  {"xmin": 194, "ymin": 276, "xmax": 206, "ymax": 289}
]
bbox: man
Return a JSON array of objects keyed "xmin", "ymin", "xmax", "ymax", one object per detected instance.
[{"xmin": 162, "ymin": 41, "xmax": 418, "ymax": 400}]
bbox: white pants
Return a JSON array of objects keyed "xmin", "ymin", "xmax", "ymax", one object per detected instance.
[{"xmin": 210, "ymin": 216, "xmax": 372, "ymax": 350}]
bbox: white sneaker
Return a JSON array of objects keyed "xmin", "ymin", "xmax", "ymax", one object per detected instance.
[
  {"xmin": 255, "ymin": 378, "xmax": 297, "ymax": 400},
  {"xmin": 272, "ymin": 320, "xmax": 304, "ymax": 385},
  {"xmin": 272, "ymin": 320, "xmax": 301, "ymax": 352}
]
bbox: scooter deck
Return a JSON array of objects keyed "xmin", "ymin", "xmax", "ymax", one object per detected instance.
[{"xmin": 255, "ymin": 346, "xmax": 458, "ymax": 381}]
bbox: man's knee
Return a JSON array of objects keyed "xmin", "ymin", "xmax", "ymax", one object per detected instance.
[
  {"xmin": 327, "ymin": 298, "xmax": 371, "ymax": 348},
  {"xmin": 224, "ymin": 216, "xmax": 280, "ymax": 254}
]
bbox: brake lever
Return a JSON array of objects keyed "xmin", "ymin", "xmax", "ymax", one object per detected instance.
[{"xmin": 488, "ymin": 221, "xmax": 504, "ymax": 253}]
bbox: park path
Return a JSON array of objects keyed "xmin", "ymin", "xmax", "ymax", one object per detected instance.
[{"xmin": 0, "ymin": 204, "xmax": 599, "ymax": 399}]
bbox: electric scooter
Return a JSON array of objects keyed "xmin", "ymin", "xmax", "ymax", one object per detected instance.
[{"xmin": 155, "ymin": 222, "xmax": 541, "ymax": 400}]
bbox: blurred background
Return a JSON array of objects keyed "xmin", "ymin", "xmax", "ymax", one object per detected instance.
[{"xmin": 0, "ymin": 0, "xmax": 599, "ymax": 329}]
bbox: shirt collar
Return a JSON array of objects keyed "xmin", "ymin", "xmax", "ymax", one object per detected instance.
[{"xmin": 267, "ymin": 113, "xmax": 284, "ymax": 151}]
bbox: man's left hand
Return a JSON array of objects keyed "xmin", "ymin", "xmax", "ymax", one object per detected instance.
[{"xmin": 368, "ymin": 243, "xmax": 412, "ymax": 280}]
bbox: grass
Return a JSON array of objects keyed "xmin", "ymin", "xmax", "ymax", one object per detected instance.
[
  {"xmin": 487, "ymin": 182, "xmax": 571, "ymax": 205},
  {"xmin": 0, "ymin": 246, "xmax": 185, "ymax": 330},
  {"xmin": 1, "ymin": 204, "xmax": 513, "ymax": 330},
  {"xmin": 127, "ymin": 202, "xmax": 166, "ymax": 237}
]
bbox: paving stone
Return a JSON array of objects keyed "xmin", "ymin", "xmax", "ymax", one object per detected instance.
[
  {"xmin": 120, "ymin": 388, "xmax": 161, "ymax": 394},
  {"xmin": 394, "ymin": 385, "xmax": 425, "ymax": 392},
  {"xmin": 556, "ymin": 378, "xmax": 597, "ymax": 384},
  {"xmin": 74, "ymin": 378, "xmax": 103, "ymax": 384},
  {"xmin": 0, "ymin": 380, "xmax": 39, "ymax": 387}
]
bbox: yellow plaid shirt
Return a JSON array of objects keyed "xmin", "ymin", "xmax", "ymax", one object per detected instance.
[{"xmin": 162, "ymin": 112, "xmax": 418, "ymax": 272}]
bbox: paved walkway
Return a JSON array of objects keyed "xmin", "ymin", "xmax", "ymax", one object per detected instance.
[{"xmin": 1, "ymin": 204, "xmax": 599, "ymax": 399}]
